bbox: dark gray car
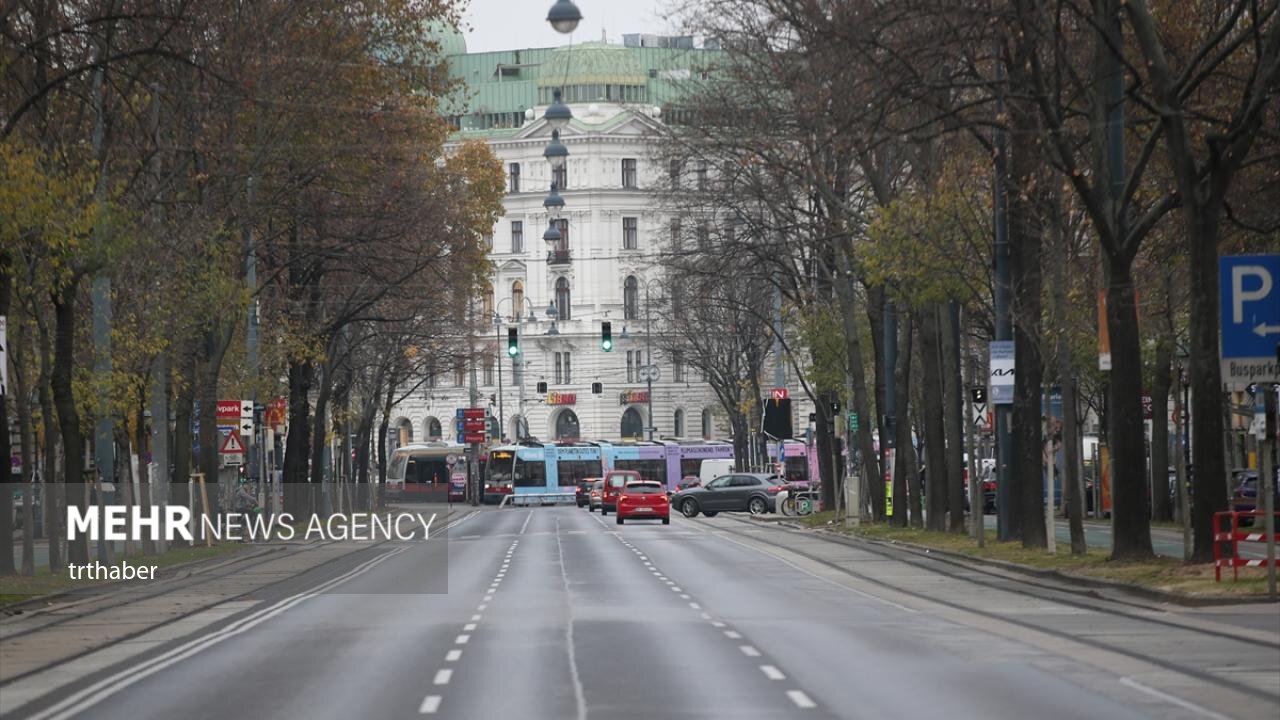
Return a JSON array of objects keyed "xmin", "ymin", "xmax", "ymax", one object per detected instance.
[{"xmin": 671, "ymin": 473, "xmax": 783, "ymax": 518}]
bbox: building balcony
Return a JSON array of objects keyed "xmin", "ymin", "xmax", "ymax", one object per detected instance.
[{"xmin": 547, "ymin": 248, "xmax": 572, "ymax": 265}]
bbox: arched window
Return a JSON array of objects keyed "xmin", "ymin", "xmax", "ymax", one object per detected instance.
[
  {"xmin": 554, "ymin": 409, "xmax": 580, "ymax": 440},
  {"xmin": 620, "ymin": 407, "xmax": 643, "ymax": 439},
  {"xmin": 555, "ymin": 277, "xmax": 572, "ymax": 320},
  {"xmin": 481, "ymin": 282, "xmax": 494, "ymax": 319},
  {"xmin": 425, "ymin": 417, "xmax": 442, "ymax": 440},
  {"xmin": 395, "ymin": 418, "xmax": 414, "ymax": 447},
  {"xmin": 511, "ymin": 280, "xmax": 524, "ymax": 319},
  {"xmin": 624, "ymin": 276, "xmax": 639, "ymax": 320},
  {"xmin": 673, "ymin": 408, "xmax": 685, "ymax": 437},
  {"xmin": 702, "ymin": 409, "xmax": 713, "ymax": 439}
]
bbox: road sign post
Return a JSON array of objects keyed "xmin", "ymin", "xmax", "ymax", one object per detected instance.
[{"xmin": 1220, "ymin": 255, "xmax": 1280, "ymax": 387}]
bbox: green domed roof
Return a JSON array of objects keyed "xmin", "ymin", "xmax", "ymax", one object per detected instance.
[
  {"xmin": 423, "ymin": 20, "xmax": 467, "ymax": 57},
  {"xmin": 537, "ymin": 42, "xmax": 646, "ymax": 87}
]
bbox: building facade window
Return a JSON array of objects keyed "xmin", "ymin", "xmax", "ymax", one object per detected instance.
[
  {"xmin": 622, "ymin": 217, "xmax": 638, "ymax": 250},
  {"xmin": 695, "ymin": 163, "xmax": 708, "ymax": 191},
  {"xmin": 670, "ymin": 218, "xmax": 682, "ymax": 254},
  {"xmin": 511, "ymin": 220, "xmax": 523, "ymax": 253},
  {"xmin": 668, "ymin": 159, "xmax": 682, "ymax": 188},
  {"xmin": 512, "ymin": 358, "xmax": 523, "ymax": 385},
  {"xmin": 623, "ymin": 276, "xmax": 639, "ymax": 319},
  {"xmin": 672, "ymin": 350, "xmax": 685, "ymax": 382},
  {"xmin": 554, "ymin": 351, "xmax": 572, "ymax": 384},
  {"xmin": 511, "ymin": 280, "xmax": 524, "ymax": 319},
  {"xmin": 427, "ymin": 417, "xmax": 442, "ymax": 439},
  {"xmin": 697, "ymin": 219, "xmax": 710, "ymax": 251},
  {"xmin": 555, "ymin": 277, "xmax": 571, "ymax": 320},
  {"xmin": 553, "ymin": 218, "xmax": 569, "ymax": 251},
  {"xmin": 483, "ymin": 356, "xmax": 494, "ymax": 386},
  {"xmin": 674, "ymin": 408, "xmax": 685, "ymax": 437},
  {"xmin": 552, "ymin": 163, "xmax": 567, "ymax": 190},
  {"xmin": 622, "ymin": 158, "xmax": 637, "ymax": 188},
  {"xmin": 701, "ymin": 408, "xmax": 713, "ymax": 439},
  {"xmin": 626, "ymin": 350, "xmax": 636, "ymax": 382},
  {"xmin": 455, "ymin": 367, "xmax": 466, "ymax": 387},
  {"xmin": 427, "ymin": 373, "xmax": 437, "ymax": 388},
  {"xmin": 671, "ymin": 285, "xmax": 684, "ymax": 319},
  {"xmin": 509, "ymin": 162, "xmax": 521, "ymax": 193}
]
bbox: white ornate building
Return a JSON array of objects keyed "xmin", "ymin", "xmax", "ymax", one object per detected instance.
[{"xmin": 389, "ymin": 33, "xmax": 811, "ymax": 447}]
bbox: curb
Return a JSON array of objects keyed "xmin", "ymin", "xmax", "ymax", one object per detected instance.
[{"xmin": 749, "ymin": 516, "xmax": 1277, "ymax": 607}]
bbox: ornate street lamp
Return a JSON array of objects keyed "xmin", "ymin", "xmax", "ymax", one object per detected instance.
[
  {"xmin": 544, "ymin": 88, "xmax": 572, "ymax": 129},
  {"xmin": 546, "ymin": 0, "xmax": 583, "ymax": 34}
]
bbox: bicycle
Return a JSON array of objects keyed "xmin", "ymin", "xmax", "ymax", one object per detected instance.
[{"xmin": 779, "ymin": 483, "xmax": 818, "ymax": 516}]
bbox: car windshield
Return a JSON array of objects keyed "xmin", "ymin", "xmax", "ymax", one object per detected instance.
[{"xmin": 625, "ymin": 482, "xmax": 663, "ymax": 494}]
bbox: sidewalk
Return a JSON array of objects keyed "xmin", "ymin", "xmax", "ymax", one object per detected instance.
[{"xmin": 0, "ymin": 506, "xmax": 460, "ymax": 686}]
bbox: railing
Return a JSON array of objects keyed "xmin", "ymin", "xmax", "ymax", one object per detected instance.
[
  {"xmin": 547, "ymin": 248, "xmax": 572, "ymax": 265},
  {"xmin": 1212, "ymin": 510, "xmax": 1279, "ymax": 581}
]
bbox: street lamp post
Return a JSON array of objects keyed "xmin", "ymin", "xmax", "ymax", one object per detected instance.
[
  {"xmin": 646, "ymin": 284, "xmax": 655, "ymax": 441},
  {"xmin": 494, "ymin": 297, "xmax": 539, "ymax": 442}
]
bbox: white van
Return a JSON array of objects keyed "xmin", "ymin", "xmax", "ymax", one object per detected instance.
[{"xmin": 698, "ymin": 459, "xmax": 734, "ymax": 487}]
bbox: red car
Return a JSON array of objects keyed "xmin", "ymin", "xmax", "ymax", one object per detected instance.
[
  {"xmin": 600, "ymin": 470, "xmax": 641, "ymax": 516},
  {"xmin": 615, "ymin": 480, "xmax": 670, "ymax": 525}
]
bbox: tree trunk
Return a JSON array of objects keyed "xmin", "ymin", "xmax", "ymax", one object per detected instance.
[
  {"xmin": 1105, "ymin": 260, "xmax": 1155, "ymax": 560},
  {"xmin": 1149, "ymin": 340, "xmax": 1173, "ymax": 522},
  {"xmin": 52, "ymin": 281, "xmax": 89, "ymax": 565},
  {"xmin": 731, "ymin": 414, "xmax": 750, "ymax": 472},
  {"xmin": 37, "ymin": 316, "xmax": 62, "ymax": 572},
  {"xmin": 893, "ymin": 313, "xmax": 917, "ymax": 527},
  {"xmin": 920, "ymin": 305, "xmax": 949, "ymax": 531},
  {"xmin": 13, "ymin": 311, "xmax": 38, "ymax": 574},
  {"xmin": 815, "ymin": 390, "xmax": 836, "ymax": 511},
  {"xmin": 941, "ymin": 303, "xmax": 967, "ymax": 533},
  {"xmin": 0, "ymin": 259, "xmax": 15, "ymax": 575},
  {"xmin": 830, "ymin": 248, "xmax": 882, "ymax": 516},
  {"xmin": 1186, "ymin": 205, "xmax": 1228, "ymax": 562},
  {"xmin": 283, "ymin": 357, "xmax": 313, "ymax": 514},
  {"xmin": 309, "ymin": 361, "xmax": 333, "ymax": 487},
  {"xmin": 866, "ymin": 284, "xmax": 887, "ymax": 521}
]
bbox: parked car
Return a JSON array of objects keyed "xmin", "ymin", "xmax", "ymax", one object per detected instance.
[
  {"xmin": 615, "ymin": 480, "xmax": 670, "ymax": 525},
  {"xmin": 588, "ymin": 479, "xmax": 604, "ymax": 512},
  {"xmin": 1230, "ymin": 468, "xmax": 1280, "ymax": 525},
  {"xmin": 676, "ymin": 475, "xmax": 701, "ymax": 492},
  {"xmin": 599, "ymin": 470, "xmax": 641, "ymax": 516},
  {"xmin": 576, "ymin": 479, "xmax": 597, "ymax": 508},
  {"xmin": 670, "ymin": 472, "xmax": 785, "ymax": 518}
]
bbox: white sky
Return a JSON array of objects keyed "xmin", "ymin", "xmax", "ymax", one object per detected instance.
[{"xmin": 461, "ymin": 0, "xmax": 676, "ymax": 53}]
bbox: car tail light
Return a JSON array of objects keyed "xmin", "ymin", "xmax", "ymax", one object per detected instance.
[{"xmin": 767, "ymin": 485, "xmax": 785, "ymax": 494}]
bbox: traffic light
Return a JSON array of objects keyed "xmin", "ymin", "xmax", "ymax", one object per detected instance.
[
  {"xmin": 829, "ymin": 400, "xmax": 840, "ymax": 415},
  {"xmin": 591, "ymin": 382, "xmax": 603, "ymax": 394},
  {"xmin": 601, "ymin": 321, "xmax": 613, "ymax": 352},
  {"xmin": 537, "ymin": 381, "xmax": 548, "ymax": 393},
  {"xmin": 507, "ymin": 327, "xmax": 519, "ymax": 356},
  {"xmin": 971, "ymin": 387, "xmax": 987, "ymax": 404}
]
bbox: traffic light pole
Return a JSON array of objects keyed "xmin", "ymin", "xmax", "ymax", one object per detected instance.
[{"xmin": 496, "ymin": 321, "xmax": 505, "ymax": 441}]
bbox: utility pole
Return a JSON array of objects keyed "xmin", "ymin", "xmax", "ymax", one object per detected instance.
[
  {"xmin": 1262, "ymin": 386, "xmax": 1276, "ymax": 600},
  {"xmin": 495, "ymin": 317, "xmax": 505, "ymax": 441},
  {"xmin": 90, "ymin": 61, "xmax": 112, "ymax": 564},
  {"xmin": 993, "ymin": 56, "xmax": 1013, "ymax": 541},
  {"xmin": 245, "ymin": 176, "xmax": 263, "ymax": 510},
  {"xmin": 966, "ymin": 354, "xmax": 983, "ymax": 546},
  {"xmin": 147, "ymin": 83, "xmax": 169, "ymax": 553},
  {"xmin": 645, "ymin": 283, "xmax": 656, "ymax": 441}
]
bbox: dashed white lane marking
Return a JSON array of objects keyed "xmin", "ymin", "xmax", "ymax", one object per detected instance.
[
  {"xmin": 739, "ymin": 645, "xmax": 761, "ymax": 657},
  {"xmin": 419, "ymin": 695, "xmax": 442, "ymax": 714},
  {"xmin": 689, "ymin": 602, "xmax": 701, "ymax": 610},
  {"xmin": 520, "ymin": 511, "xmax": 533, "ymax": 535},
  {"xmin": 463, "ymin": 623, "xmax": 477, "ymax": 631},
  {"xmin": 445, "ymin": 650, "xmax": 462, "ymax": 662},
  {"xmin": 712, "ymin": 621, "xmax": 726, "ymax": 628},
  {"xmin": 700, "ymin": 613, "xmax": 712, "ymax": 620},
  {"xmin": 477, "ymin": 604, "xmax": 487, "ymax": 611},
  {"xmin": 680, "ymin": 594, "xmax": 691, "ymax": 600},
  {"xmin": 787, "ymin": 690, "xmax": 817, "ymax": 709},
  {"xmin": 455, "ymin": 634, "xmax": 471, "ymax": 645},
  {"xmin": 724, "ymin": 630, "xmax": 742, "ymax": 639},
  {"xmin": 1118, "ymin": 677, "xmax": 1233, "ymax": 720},
  {"xmin": 483, "ymin": 595, "xmax": 493, "ymax": 601},
  {"xmin": 470, "ymin": 614, "xmax": 482, "ymax": 621},
  {"xmin": 433, "ymin": 669, "xmax": 453, "ymax": 685},
  {"xmin": 760, "ymin": 665, "xmax": 786, "ymax": 680}
]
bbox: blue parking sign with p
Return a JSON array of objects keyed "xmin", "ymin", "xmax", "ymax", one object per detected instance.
[{"xmin": 1220, "ymin": 255, "xmax": 1280, "ymax": 386}]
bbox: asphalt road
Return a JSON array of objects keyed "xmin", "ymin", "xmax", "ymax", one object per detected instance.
[{"xmin": 3, "ymin": 507, "xmax": 1276, "ymax": 719}]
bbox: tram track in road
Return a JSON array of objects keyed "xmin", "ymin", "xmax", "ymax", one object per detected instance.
[
  {"xmin": 704, "ymin": 514, "xmax": 1280, "ymax": 707},
  {"xmin": 0, "ymin": 509, "xmax": 479, "ymax": 696}
]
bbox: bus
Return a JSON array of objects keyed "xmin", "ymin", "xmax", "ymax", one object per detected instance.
[
  {"xmin": 387, "ymin": 443, "xmax": 465, "ymax": 502},
  {"xmin": 483, "ymin": 439, "xmax": 735, "ymax": 498}
]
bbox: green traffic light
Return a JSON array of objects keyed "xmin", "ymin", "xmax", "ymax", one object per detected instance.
[
  {"xmin": 601, "ymin": 321, "xmax": 612, "ymax": 352},
  {"xmin": 602, "ymin": 339, "xmax": 613, "ymax": 351}
]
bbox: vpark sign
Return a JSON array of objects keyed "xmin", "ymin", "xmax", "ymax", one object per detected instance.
[{"xmin": 1220, "ymin": 255, "xmax": 1280, "ymax": 386}]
